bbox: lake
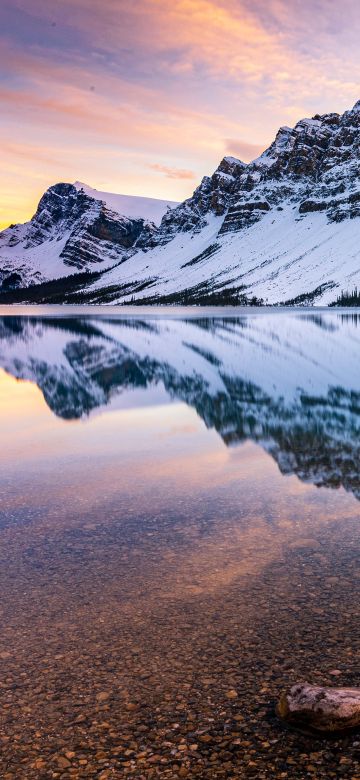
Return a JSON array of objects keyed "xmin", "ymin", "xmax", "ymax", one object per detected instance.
[{"xmin": 0, "ymin": 307, "xmax": 359, "ymax": 779}]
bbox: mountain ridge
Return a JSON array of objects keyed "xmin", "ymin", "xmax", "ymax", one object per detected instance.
[{"xmin": 0, "ymin": 99, "xmax": 359, "ymax": 305}]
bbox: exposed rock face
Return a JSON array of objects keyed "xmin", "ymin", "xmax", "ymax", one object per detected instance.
[
  {"xmin": 150, "ymin": 101, "xmax": 359, "ymax": 241},
  {"xmin": 22, "ymin": 184, "xmax": 95, "ymax": 250},
  {"xmin": 277, "ymin": 682, "xmax": 360, "ymax": 732},
  {"xmin": 220, "ymin": 105, "xmax": 359, "ymax": 233},
  {"xmin": 1, "ymin": 183, "xmax": 157, "ymax": 272},
  {"xmin": 153, "ymin": 156, "xmax": 246, "ymax": 244}
]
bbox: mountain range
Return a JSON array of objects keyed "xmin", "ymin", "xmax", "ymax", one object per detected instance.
[{"xmin": 1, "ymin": 100, "xmax": 360, "ymax": 306}]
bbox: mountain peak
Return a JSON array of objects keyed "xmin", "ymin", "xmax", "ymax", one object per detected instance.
[
  {"xmin": 71, "ymin": 181, "xmax": 178, "ymax": 224},
  {"xmin": 73, "ymin": 180, "xmax": 89, "ymax": 190},
  {"xmin": 352, "ymin": 99, "xmax": 360, "ymax": 112},
  {"xmin": 223, "ymin": 155, "xmax": 242, "ymax": 165}
]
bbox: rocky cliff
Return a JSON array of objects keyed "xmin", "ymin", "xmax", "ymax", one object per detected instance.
[{"xmin": 0, "ymin": 184, "xmax": 177, "ymax": 290}]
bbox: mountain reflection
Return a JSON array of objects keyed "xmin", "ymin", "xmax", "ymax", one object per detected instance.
[{"xmin": 1, "ymin": 312, "xmax": 360, "ymax": 499}]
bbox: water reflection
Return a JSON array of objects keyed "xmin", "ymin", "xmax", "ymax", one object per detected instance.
[
  {"xmin": 0, "ymin": 311, "xmax": 360, "ymax": 779},
  {"xmin": 1, "ymin": 312, "xmax": 360, "ymax": 499}
]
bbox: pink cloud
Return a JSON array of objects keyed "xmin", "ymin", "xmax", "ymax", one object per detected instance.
[
  {"xmin": 224, "ymin": 138, "xmax": 266, "ymax": 162},
  {"xmin": 148, "ymin": 164, "xmax": 196, "ymax": 180},
  {"xmin": 9, "ymin": 0, "xmax": 359, "ymax": 101},
  {"xmin": 1, "ymin": 0, "xmax": 360, "ymax": 228}
]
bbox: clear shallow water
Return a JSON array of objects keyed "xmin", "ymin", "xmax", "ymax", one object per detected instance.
[{"xmin": 0, "ymin": 309, "xmax": 359, "ymax": 779}]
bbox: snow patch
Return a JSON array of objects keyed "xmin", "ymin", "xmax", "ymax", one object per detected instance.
[{"xmin": 73, "ymin": 182, "xmax": 179, "ymax": 226}]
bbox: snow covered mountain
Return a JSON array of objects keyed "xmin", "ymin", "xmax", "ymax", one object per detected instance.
[
  {"xmin": 1, "ymin": 312, "xmax": 360, "ymax": 497},
  {"xmin": 0, "ymin": 183, "xmax": 178, "ymax": 289},
  {"xmin": 0, "ymin": 100, "xmax": 359, "ymax": 305}
]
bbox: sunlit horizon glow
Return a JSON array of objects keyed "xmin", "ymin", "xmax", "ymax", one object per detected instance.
[{"xmin": 1, "ymin": 0, "xmax": 360, "ymax": 229}]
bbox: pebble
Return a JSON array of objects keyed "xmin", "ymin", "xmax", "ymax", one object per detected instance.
[{"xmin": 0, "ymin": 490, "xmax": 359, "ymax": 778}]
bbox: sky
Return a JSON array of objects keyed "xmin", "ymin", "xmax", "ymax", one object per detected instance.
[{"xmin": 1, "ymin": 0, "xmax": 360, "ymax": 230}]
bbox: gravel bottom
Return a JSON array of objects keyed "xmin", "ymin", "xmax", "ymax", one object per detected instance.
[{"xmin": 0, "ymin": 506, "xmax": 359, "ymax": 779}]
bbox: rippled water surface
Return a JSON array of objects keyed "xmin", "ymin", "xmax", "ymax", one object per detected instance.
[{"xmin": 0, "ymin": 307, "xmax": 359, "ymax": 779}]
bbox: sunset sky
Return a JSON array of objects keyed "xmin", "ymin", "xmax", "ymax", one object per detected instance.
[{"xmin": 1, "ymin": 0, "xmax": 360, "ymax": 230}]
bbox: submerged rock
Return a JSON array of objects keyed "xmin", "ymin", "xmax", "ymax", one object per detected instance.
[{"xmin": 277, "ymin": 682, "xmax": 360, "ymax": 732}]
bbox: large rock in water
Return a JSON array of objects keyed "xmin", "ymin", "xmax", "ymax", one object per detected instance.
[{"xmin": 277, "ymin": 682, "xmax": 360, "ymax": 732}]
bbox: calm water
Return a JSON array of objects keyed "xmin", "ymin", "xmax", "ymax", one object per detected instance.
[{"xmin": 0, "ymin": 308, "xmax": 359, "ymax": 779}]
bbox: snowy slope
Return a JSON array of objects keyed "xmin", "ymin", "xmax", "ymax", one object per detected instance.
[
  {"xmin": 73, "ymin": 182, "xmax": 178, "ymax": 226},
  {"xmin": 87, "ymin": 205, "xmax": 360, "ymax": 305}
]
